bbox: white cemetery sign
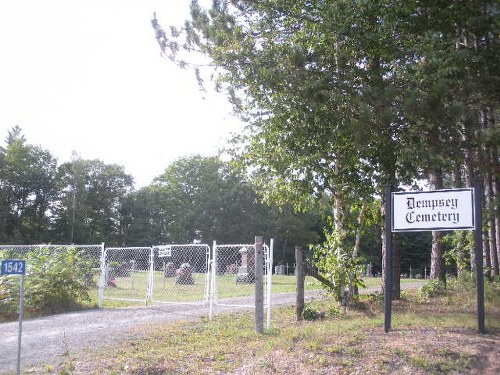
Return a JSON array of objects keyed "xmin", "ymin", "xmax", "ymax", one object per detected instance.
[
  {"xmin": 384, "ymin": 185, "xmax": 485, "ymax": 334},
  {"xmin": 392, "ymin": 188, "xmax": 475, "ymax": 232}
]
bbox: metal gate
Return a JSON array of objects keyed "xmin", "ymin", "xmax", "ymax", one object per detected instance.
[
  {"xmin": 101, "ymin": 247, "xmax": 152, "ymax": 304},
  {"xmin": 211, "ymin": 241, "xmax": 273, "ymax": 312},
  {"xmin": 99, "ymin": 240, "xmax": 273, "ymax": 326},
  {"xmin": 150, "ymin": 244, "xmax": 211, "ymax": 305}
]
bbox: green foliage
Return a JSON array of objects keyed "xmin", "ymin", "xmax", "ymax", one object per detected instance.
[
  {"xmin": 122, "ymin": 155, "xmax": 323, "ymax": 263},
  {"xmin": 446, "ymin": 272, "xmax": 476, "ymax": 291},
  {"xmin": 445, "ymin": 272, "xmax": 500, "ymax": 307},
  {"xmin": 326, "ymin": 304, "xmax": 343, "ymax": 319},
  {"xmin": 153, "ymin": 0, "xmax": 500, "ymax": 287},
  {"xmin": 0, "ymin": 126, "xmax": 58, "ymax": 244},
  {"xmin": 0, "ymin": 247, "xmax": 94, "ymax": 321},
  {"xmin": 150, "ymin": 155, "xmax": 263, "ymax": 244},
  {"xmin": 0, "ymin": 128, "xmax": 135, "ymax": 246},
  {"xmin": 300, "ymin": 299, "xmax": 345, "ymax": 321},
  {"xmin": 0, "ymin": 129, "xmax": 323, "ymax": 264},
  {"xmin": 420, "ymin": 279, "xmax": 447, "ymax": 299},
  {"xmin": 53, "ymin": 156, "xmax": 134, "ymax": 245},
  {"xmin": 301, "ymin": 303, "xmax": 321, "ymax": 321},
  {"xmin": 485, "ymin": 277, "xmax": 500, "ymax": 305},
  {"xmin": 398, "ymin": 231, "xmax": 432, "ymax": 275},
  {"xmin": 443, "ymin": 231, "xmax": 473, "ymax": 272},
  {"xmin": 310, "ymin": 230, "xmax": 365, "ymax": 303}
]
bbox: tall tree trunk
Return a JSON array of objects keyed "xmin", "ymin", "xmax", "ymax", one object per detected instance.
[
  {"xmin": 430, "ymin": 168, "xmax": 446, "ymax": 282},
  {"xmin": 381, "ymin": 187, "xmax": 390, "ymax": 294},
  {"xmin": 381, "ymin": 204, "xmax": 389, "ymax": 294},
  {"xmin": 353, "ymin": 202, "xmax": 368, "ymax": 259},
  {"xmin": 380, "ymin": 204, "xmax": 400, "ymax": 299},
  {"xmin": 430, "ymin": 231, "xmax": 446, "ymax": 282},
  {"xmin": 351, "ymin": 202, "xmax": 368, "ymax": 296},
  {"xmin": 452, "ymin": 159, "xmax": 467, "ymax": 274},
  {"xmin": 462, "ymin": 127, "xmax": 476, "ymax": 270},
  {"xmin": 486, "ymin": 168, "xmax": 499, "ymax": 275},
  {"xmin": 493, "ymin": 146, "xmax": 500, "ymax": 272},
  {"xmin": 333, "ymin": 189, "xmax": 346, "ymax": 301},
  {"xmin": 380, "ymin": 173, "xmax": 400, "ymax": 298},
  {"xmin": 483, "ymin": 231, "xmax": 491, "ymax": 277},
  {"xmin": 331, "ymin": 161, "xmax": 349, "ymax": 301},
  {"xmin": 478, "ymin": 108, "xmax": 494, "ymax": 275},
  {"xmin": 482, "ymin": 108, "xmax": 499, "ymax": 276},
  {"xmin": 393, "ymin": 234, "xmax": 401, "ymax": 299}
]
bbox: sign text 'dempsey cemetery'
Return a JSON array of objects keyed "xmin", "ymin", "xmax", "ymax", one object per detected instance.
[{"xmin": 392, "ymin": 188, "xmax": 475, "ymax": 232}]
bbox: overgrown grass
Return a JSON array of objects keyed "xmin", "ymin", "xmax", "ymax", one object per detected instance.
[{"xmin": 42, "ymin": 277, "xmax": 500, "ymax": 375}]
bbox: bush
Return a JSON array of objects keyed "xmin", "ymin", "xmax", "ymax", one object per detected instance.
[
  {"xmin": 301, "ymin": 303, "xmax": 321, "ymax": 320},
  {"xmin": 446, "ymin": 273, "xmax": 475, "ymax": 291},
  {"xmin": 485, "ymin": 278, "xmax": 500, "ymax": 305},
  {"xmin": 310, "ymin": 231, "xmax": 366, "ymax": 304},
  {"xmin": 0, "ymin": 247, "xmax": 94, "ymax": 321},
  {"xmin": 327, "ymin": 304, "xmax": 343, "ymax": 318},
  {"xmin": 420, "ymin": 279, "xmax": 447, "ymax": 299}
]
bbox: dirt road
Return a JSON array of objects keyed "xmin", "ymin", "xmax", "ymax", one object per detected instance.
[{"xmin": 0, "ymin": 283, "xmax": 424, "ymax": 373}]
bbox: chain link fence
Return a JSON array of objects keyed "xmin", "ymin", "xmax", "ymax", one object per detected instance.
[
  {"xmin": 211, "ymin": 242, "xmax": 272, "ymax": 309},
  {"xmin": 0, "ymin": 244, "xmax": 104, "ymax": 313},
  {"xmin": 150, "ymin": 244, "xmax": 211, "ymax": 305},
  {"xmin": 0, "ymin": 243, "xmax": 103, "ymax": 261},
  {"xmin": 1, "ymin": 241, "xmax": 274, "ymax": 324},
  {"xmin": 101, "ymin": 247, "xmax": 152, "ymax": 305},
  {"xmin": 0, "ymin": 244, "xmax": 103, "ymax": 282}
]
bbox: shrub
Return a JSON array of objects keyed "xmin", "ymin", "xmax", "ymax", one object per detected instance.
[
  {"xmin": 326, "ymin": 304, "xmax": 343, "ymax": 318},
  {"xmin": 0, "ymin": 247, "xmax": 94, "ymax": 321},
  {"xmin": 301, "ymin": 303, "xmax": 321, "ymax": 321},
  {"xmin": 310, "ymin": 231, "xmax": 366, "ymax": 304},
  {"xmin": 420, "ymin": 279, "xmax": 447, "ymax": 299}
]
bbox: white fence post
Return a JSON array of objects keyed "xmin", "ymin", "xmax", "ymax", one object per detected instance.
[
  {"xmin": 147, "ymin": 247, "xmax": 155, "ymax": 303},
  {"xmin": 204, "ymin": 244, "xmax": 211, "ymax": 305},
  {"xmin": 266, "ymin": 239, "xmax": 274, "ymax": 330},
  {"xmin": 101, "ymin": 247, "xmax": 153, "ymax": 305},
  {"xmin": 209, "ymin": 240, "xmax": 217, "ymax": 320},
  {"xmin": 98, "ymin": 242, "xmax": 106, "ymax": 308}
]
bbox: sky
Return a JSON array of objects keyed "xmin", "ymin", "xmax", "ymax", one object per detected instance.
[{"xmin": 0, "ymin": 0, "xmax": 243, "ymax": 187}]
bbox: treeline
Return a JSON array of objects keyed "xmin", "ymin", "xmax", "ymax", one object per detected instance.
[
  {"xmin": 152, "ymin": 0, "xmax": 499, "ymax": 284},
  {"xmin": 0, "ymin": 126, "xmax": 324, "ymax": 265}
]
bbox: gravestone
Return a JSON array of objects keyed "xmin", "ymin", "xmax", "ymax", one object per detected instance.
[
  {"xmin": 274, "ymin": 265, "xmax": 285, "ymax": 275},
  {"xmin": 236, "ymin": 246, "xmax": 255, "ymax": 283},
  {"xmin": 226, "ymin": 263, "xmax": 238, "ymax": 274},
  {"xmin": 164, "ymin": 262, "xmax": 176, "ymax": 277},
  {"xmin": 176, "ymin": 262, "xmax": 194, "ymax": 284}
]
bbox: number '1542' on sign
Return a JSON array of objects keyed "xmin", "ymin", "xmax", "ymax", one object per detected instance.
[{"xmin": 1, "ymin": 259, "xmax": 26, "ymax": 275}]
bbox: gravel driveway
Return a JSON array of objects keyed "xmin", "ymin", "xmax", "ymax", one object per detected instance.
[{"xmin": 0, "ymin": 283, "xmax": 424, "ymax": 373}]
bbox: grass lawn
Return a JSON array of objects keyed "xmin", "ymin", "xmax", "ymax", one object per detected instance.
[
  {"xmin": 45, "ymin": 276, "xmax": 500, "ymax": 375},
  {"xmin": 93, "ymin": 273, "xmax": 421, "ymax": 308}
]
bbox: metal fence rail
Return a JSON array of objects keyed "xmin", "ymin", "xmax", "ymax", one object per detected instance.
[
  {"xmin": 0, "ymin": 244, "xmax": 103, "ymax": 262},
  {"xmin": 0, "ymin": 244, "xmax": 104, "ymax": 294},
  {"xmin": 151, "ymin": 244, "xmax": 211, "ymax": 306},
  {"xmin": 211, "ymin": 242, "xmax": 273, "ymax": 316},
  {"xmin": 101, "ymin": 247, "xmax": 152, "ymax": 305},
  {"xmin": 1, "ymin": 240, "xmax": 274, "ymax": 326}
]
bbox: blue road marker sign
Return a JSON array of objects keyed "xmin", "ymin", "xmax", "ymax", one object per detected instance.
[{"xmin": 1, "ymin": 259, "xmax": 26, "ymax": 275}]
